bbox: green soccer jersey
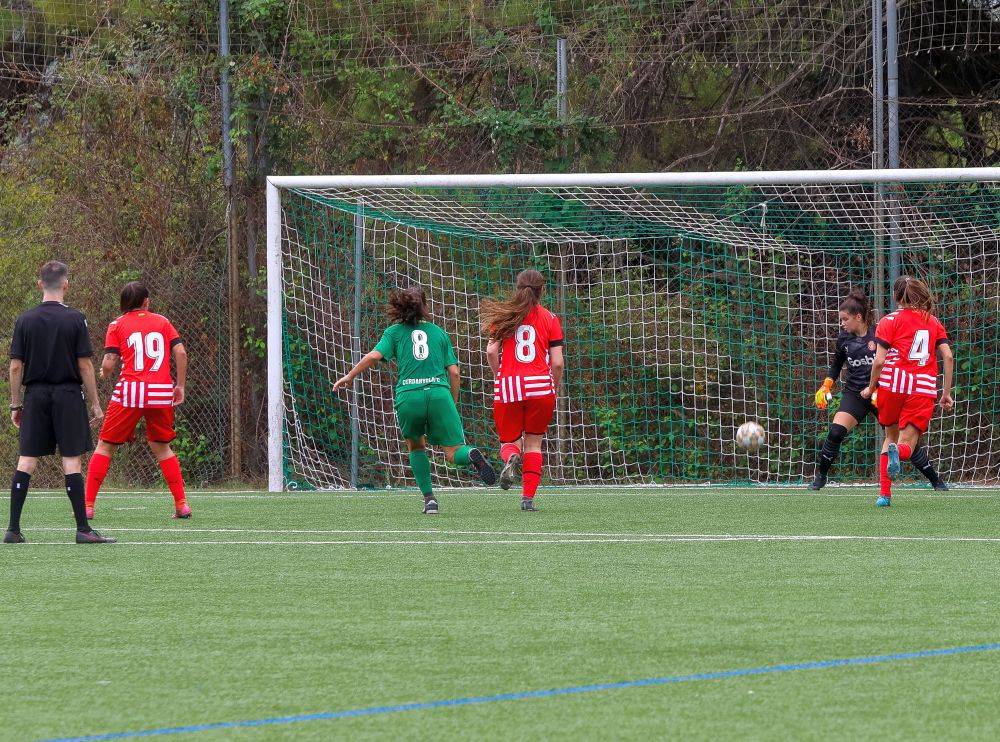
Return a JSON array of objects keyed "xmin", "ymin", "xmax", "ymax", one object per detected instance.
[{"xmin": 373, "ymin": 321, "xmax": 458, "ymax": 396}]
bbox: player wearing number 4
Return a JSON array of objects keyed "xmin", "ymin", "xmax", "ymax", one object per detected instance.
[
  {"xmin": 811, "ymin": 288, "xmax": 946, "ymax": 491},
  {"xmin": 481, "ymin": 270, "xmax": 564, "ymax": 512},
  {"xmin": 861, "ymin": 276, "xmax": 955, "ymax": 508},
  {"xmin": 333, "ymin": 286, "xmax": 496, "ymax": 514},
  {"xmin": 85, "ymin": 282, "xmax": 191, "ymax": 519}
]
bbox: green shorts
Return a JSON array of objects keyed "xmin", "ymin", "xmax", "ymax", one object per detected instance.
[{"xmin": 395, "ymin": 385, "xmax": 466, "ymax": 446}]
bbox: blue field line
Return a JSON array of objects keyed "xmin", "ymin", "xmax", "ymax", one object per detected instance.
[{"xmin": 47, "ymin": 642, "xmax": 1000, "ymax": 741}]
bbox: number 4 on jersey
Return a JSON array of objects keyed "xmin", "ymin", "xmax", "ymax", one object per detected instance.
[{"xmin": 907, "ymin": 329, "xmax": 930, "ymax": 367}]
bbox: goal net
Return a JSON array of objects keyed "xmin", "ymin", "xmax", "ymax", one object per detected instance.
[{"xmin": 266, "ymin": 171, "xmax": 1000, "ymax": 491}]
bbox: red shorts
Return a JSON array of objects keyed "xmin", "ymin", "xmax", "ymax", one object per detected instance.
[
  {"xmin": 99, "ymin": 403, "xmax": 176, "ymax": 444},
  {"xmin": 493, "ymin": 395, "xmax": 556, "ymax": 443},
  {"xmin": 876, "ymin": 389, "xmax": 935, "ymax": 433}
]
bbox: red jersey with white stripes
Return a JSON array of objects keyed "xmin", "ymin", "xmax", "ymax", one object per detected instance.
[
  {"xmin": 105, "ymin": 310, "xmax": 182, "ymax": 408},
  {"xmin": 875, "ymin": 308, "xmax": 949, "ymax": 398},
  {"xmin": 494, "ymin": 304, "xmax": 563, "ymax": 403}
]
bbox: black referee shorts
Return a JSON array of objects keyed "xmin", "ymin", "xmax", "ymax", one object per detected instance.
[
  {"xmin": 838, "ymin": 388, "xmax": 878, "ymax": 425},
  {"xmin": 19, "ymin": 383, "xmax": 93, "ymax": 458}
]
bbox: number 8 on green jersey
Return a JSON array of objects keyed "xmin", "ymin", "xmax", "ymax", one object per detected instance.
[{"xmin": 374, "ymin": 321, "xmax": 466, "ymax": 446}]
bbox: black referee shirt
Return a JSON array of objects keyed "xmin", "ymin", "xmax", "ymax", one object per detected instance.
[{"xmin": 10, "ymin": 301, "xmax": 93, "ymax": 385}]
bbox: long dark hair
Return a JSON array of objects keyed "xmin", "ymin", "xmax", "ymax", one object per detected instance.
[
  {"xmin": 840, "ymin": 287, "xmax": 873, "ymax": 326},
  {"xmin": 387, "ymin": 286, "xmax": 430, "ymax": 326},
  {"xmin": 893, "ymin": 275, "xmax": 934, "ymax": 316},
  {"xmin": 480, "ymin": 269, "xmax": 544, "ymax": 342}
]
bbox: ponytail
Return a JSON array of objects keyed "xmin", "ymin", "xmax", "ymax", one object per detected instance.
[
  {"xmin": 893, "ymin": 275, "xmax": 934, "ymax": 317},
  {"xmin": 480, "ymin": 269, "xmax": 545, "ymax": 342}
]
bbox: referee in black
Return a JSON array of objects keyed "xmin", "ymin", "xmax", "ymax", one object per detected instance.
[{"xmin": 5, "ymin": 261, "xmax": 115, "ymax": 544}]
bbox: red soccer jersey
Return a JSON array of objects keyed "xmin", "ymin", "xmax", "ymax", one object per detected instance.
[
  {"xmin": 875, "ymin": 308, "xmax": 949, "ymax": 397},
  {"xmin": 494, "ymin": 304, "xmax": 564, "ymax": 403},
  {"xmin": 105, "ymin": 310, "xmax": 182, "ymax": 408}
]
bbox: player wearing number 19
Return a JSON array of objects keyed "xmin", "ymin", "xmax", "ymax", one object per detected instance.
[
  {"xmin": 85, "ymin": 282, "xmax": 190, "ymax": 519},
  {"xmin": 332, "ymin": 287, "xmax": 496, "ymax": 514}
]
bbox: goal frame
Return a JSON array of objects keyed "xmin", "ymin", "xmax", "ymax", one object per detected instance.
[{"xmin": 266, "ymin": 166, "xmax": 1000, "ymax": 492}]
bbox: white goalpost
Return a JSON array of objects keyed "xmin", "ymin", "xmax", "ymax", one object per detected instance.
[{"xmin": 267, "ymin": 169, "xmax": 1000, "ymax": 492}]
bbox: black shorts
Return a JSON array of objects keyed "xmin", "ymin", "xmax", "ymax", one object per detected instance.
[
  {"xmin": 19, "ymin": 383, "xmax": 93, "ymax": 457},
  {"xmin": 838, "ymin": 388, "xmax": 877, "ymax": 424}
]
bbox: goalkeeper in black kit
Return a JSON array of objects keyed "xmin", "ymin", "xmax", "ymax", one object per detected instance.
[{"xmin": 810, "ymin": 288, "xmax": 947, "ymax": 491}]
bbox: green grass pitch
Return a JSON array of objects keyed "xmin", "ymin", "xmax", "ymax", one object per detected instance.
[{"xmin": 2, "ymin": 486, "xmax": 1000, "ymax": 740}]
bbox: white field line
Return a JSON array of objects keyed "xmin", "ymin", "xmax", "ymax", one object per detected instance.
[
  {"xmin": 21, "ymin": 491, "xmax": 1000, "ymax": 500},
  {"xmin": 17, "ymin": 531, "xmax": 1000, "ymax": 546},
  {"xmin": 22, "ymin": 527, "xmax": 1000, "ymax": 542}
]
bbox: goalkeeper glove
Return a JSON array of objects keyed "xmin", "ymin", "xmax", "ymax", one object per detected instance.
[
  {"xmin": 815, "ymin": 378, "xmax": 835, "ymax": 409},
  {"xmin": 870, "ymin": 389, "xmax": 879, "ymax": 408}
]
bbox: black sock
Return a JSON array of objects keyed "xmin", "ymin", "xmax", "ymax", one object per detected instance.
[
  {"xmin": 8, "ymin": 470, "xmax": 30, "ymax": 532},
  {"xmin": 909, "ymin": 447, "xmax": 941, "ymax": 484},
  {"xmin": 65, "ymin": 473, "xmax": 90, "ymax": 532},
  {"xmin": 817, "ymin": 424, "xmax": 848, "ymax": 476}
]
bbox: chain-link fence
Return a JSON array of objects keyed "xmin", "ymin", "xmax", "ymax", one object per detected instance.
[
  {"xmin": 3, "ymin": 1, "xmax": 1000, "ymax": 484},
  {"xmin": 0, "ymin": 259, "xmax": 230, "ymax": 488}
]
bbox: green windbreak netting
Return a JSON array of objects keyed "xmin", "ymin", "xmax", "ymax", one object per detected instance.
[{"xmin": 277, "ymin": 181, "xmax": 1000, "ymax": 489}]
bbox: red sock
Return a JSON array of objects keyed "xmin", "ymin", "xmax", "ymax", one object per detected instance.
[
  {"xmin": 85, "ymin": 453, "xmax": 111, "ymax": 508},
  {"xmin": 159, "ymin": 455, "xmax": 187, "ymax": 508},
  {"xmin": 522, "ymin": 451, "xmax": 542, "ymax": 498},
  {"xmin": 897, "ymin": 443, "xmax": 912, "ymax": 461},
  {"xmin": 500, "ymin": 443, "xmax": 521, "ymax": 463},
  {"xmin": 879, "ymin": 453, "xmax": 891, "ymax": 497}
]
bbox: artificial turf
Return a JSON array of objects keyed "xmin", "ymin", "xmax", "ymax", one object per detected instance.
[{"xmin": 2, "ymin": 485, "xmax": 999, "ymax": 740}]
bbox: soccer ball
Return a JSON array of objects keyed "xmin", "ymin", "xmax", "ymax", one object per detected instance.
[{"xmin": 736, "ymin": 421, "xmax": 766, "ymax": 453}]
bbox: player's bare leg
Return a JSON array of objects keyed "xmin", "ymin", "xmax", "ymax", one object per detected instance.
[
  {"xmin": 499, "ymin": 436, "xmax": 523, "ymax": 491},
  {"xmin": 149, "ymin": 441, "xmax": 190, "ymax": 519},
  {"xmin": 85, "ymin": 440, "xmax": 118, "ymax": 519},
  {"xmin": 520, "ymin": 433, "xmax": 544, "ymax": 511}
]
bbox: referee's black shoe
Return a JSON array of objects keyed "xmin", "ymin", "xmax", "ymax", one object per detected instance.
[
  {"xmin": 4, "ymin": 529, "xmax": 25, "ymax": 544},
  {"xmin": 76, "ymin": 529, "xmax": 116, "ymax": 544}
]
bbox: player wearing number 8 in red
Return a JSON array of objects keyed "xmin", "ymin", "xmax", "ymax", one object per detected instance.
[
  {"xmin": 861, "ymin": 276, "xmax": 955, "ymax": 508},
  {"xmin": 85, "ymin": 282, "xmax": 190, "ymax": 519},
  {"xmin": 481, "ymin": 270, "xmax": 565, "ymax": 511}
]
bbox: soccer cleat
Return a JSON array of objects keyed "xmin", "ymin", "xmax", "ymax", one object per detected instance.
[
  {"xmin": 3, "ymin": 529, "xmax": 25, "ymax": 544},
  {"xmin": 876, "ymin": 496, "xmax": 892, "ymax": 508},
  {"xmin": 886, "ymin": 443, "xmax": 901, "ymax": 480},
  {"xmin": 85, "ymin": 506, "xmax": 95, "ymax": 520},
  {"xmin": 423, "ymin": 498, "xmax": 439, "ymax": 515},
  {"xmin": 468, "ymin": 448, "xmax": 497, "ymax": 486},
  {"xmin": 172, "ymin": 504, "xmax": 193, "ymax": 519},
  {"xmin": 76, "ymin": 529, "xmax": 117, "ymax": 544},
  {"xmin": 809, "ymin": 472, "xmax": 827, "ymax": 491},
  {"xmin": 932, "ymin": 481, "xmax": 949, "ymax": 492},
  {"xmin": 499, "ymin": 453, "xmax": 521, "ymax": 491},
  {"xmin": 520, "ymin": 496, "xmax": 538, "ymax": 512}
]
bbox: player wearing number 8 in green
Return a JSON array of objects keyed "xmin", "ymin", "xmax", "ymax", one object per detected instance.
[{"xmin": 332, "ymin": 286, "xmax": 496, "ymax": 513}]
